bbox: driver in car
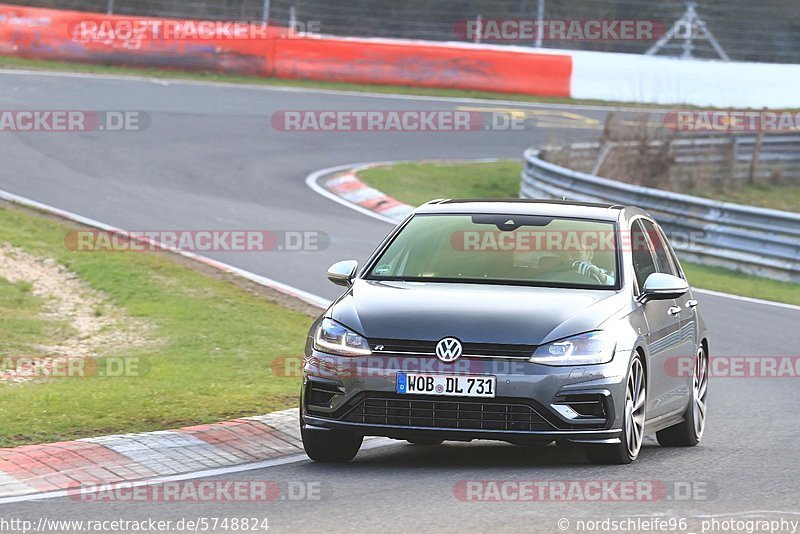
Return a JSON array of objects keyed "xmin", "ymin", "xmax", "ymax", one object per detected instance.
[
  {"xmin": 534, "ymin": 245, "xmax": 615, "ymax": 285},
  {"xmin": 570, "ymin": 247, "xmax": 615, "ymax": 285}
]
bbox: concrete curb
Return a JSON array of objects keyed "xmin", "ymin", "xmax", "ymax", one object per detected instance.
[
  {"xmin": 0, "ymin": 409, "xmax": 302, "ymax": 498},
  {"xmin": 0, "ymin": 161, "xmax": 423, "ymax": 502},
  {"xmin": 312, "ymin": 163, "xmax": 415, "ymax": 223},
  {"xmin": 307, "ymin": 159, "xmax": 506, "ymax": 224},
  {"xmin": 0, "ymin": 189, "xmax": 331, "ymax": 500}
]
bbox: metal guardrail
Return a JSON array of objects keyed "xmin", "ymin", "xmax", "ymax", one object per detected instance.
[
  {"xmin": 520, "ymin": 137, "xmax": 800, "ymax": 283},
  {"xmin": 552, "ymin": 135, "xmax": 800, "ymax": 184}
]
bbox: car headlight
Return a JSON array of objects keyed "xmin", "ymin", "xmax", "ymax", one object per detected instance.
[
  {"xmin": 313, "ymin": 318, "xmax": 371, "ymax": 357},
  {"xmin": 530, "ymin": 331, "xmax": 616, "ymax": 366}
]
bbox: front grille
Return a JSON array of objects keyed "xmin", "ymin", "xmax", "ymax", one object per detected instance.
[
  {"xmin": 370, "ymin": 338, "xmax": 536, "ymax": 359},
  {"xmin": 342, "ymin": 395, "xmax": 554, "ymax": 432}
]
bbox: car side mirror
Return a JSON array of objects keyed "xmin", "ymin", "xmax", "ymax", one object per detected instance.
[
  {"xmin": 326, "ymin": 260, "xmax": 358, "ymax": 287},
  {"xmin": 639, "ymin": 273, "xmax": 689, "ymax": 303}
]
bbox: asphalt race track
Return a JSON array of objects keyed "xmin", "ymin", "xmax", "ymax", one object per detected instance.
[{"xmin": 1, "ymin": 71, "xmax": 798, "ymax": 533}]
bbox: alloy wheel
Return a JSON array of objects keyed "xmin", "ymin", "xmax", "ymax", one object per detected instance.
[
  {"xmin": 692, "ymin": 347, "xmax": 709, "ymax": 439},
  {"xmin": 625, "ymin": 357, "xmax": 646, "ymax": 458}
]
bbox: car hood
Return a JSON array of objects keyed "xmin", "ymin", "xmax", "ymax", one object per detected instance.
[{"xmin": 329, "ymin": 279, "xmax": 627, "ymax": 346}]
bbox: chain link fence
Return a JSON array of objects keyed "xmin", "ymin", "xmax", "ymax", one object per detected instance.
[{"xmin": 4, "ymin": 0, "xmax": 799, "ymax": 64}]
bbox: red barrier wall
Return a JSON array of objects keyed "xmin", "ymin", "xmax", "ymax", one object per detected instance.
[
  {"xmin": 0, "ymin": 4, "xmax": 572, "ymax": 97},
  {"xmin": 0, "ymin": 4, "xmax": 276, "ymax": 76},
  {"xmin": 274, "ymin": 37, "xmax": 571, "ymax": 97}
]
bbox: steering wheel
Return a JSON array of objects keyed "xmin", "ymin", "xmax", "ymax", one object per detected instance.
[{"xmin": 572, "ymin": 261, "xmax": 606, "ymax": 284}]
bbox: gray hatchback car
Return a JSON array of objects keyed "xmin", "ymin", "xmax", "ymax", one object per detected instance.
[{"xmin": 300, "ymin": 200, "xmax": 709, "ymax": 464}]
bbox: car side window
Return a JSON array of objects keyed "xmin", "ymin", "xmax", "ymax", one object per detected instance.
[
  {"xmin": 630, "ymin": 220, "xmax": 657, "ymax": 293},
  {"xmin": 661, "ymin": 228, "xmax": 686, "ymax": 280},
  {"xmin": 661, "ymin": 227, "xmax": 686, "ymax": 280},
  {"xmin": 641, "ymin": 220, "xmax": 679, "ymax": 277}
]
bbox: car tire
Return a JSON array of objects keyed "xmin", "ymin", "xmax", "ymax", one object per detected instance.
[
  {"xmin": 585, "ymin": 443, "xmax": 629, "ymax": 465},
  {"xmin": 586, "ymin": 353, "xmax": 646, "ymax": 465},
  {"xmin": 301, "ymin": 414, "xmax": 363, "ymax": 463},
  {"xmin": 657, "ymin": 346, "xmax": 708, "ymax": 447},
  {"xmin": 406, "ymin": 439, "xmax": 444, "ymax": 446}
]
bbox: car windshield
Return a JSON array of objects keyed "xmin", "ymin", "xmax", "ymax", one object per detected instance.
[{"xmin": 366, "ymin": 213, "xmax": 620, "ymax": 289}]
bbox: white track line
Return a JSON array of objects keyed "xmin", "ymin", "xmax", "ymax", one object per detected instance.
[
  {"xmin": 0, "ymin": 68, "xmax": 674, "ymax": 113},
  {"xmin": 693, "ymin": 288, "xmax": 800, "ymax": 312},
  {"xmin": 0, "ymin": 438, "xmax": 396, "ymax": 504},
  {"xmin": 0, "ymin": 188, "xmax": 331, "ymax": 309},
  {"xmin": 0, "ymin": 178, "xmax": 795, "ymax": 498},
  {"xmin": 305, "ymin": 162, "xmax": 400, "ymax": 225},
  {"xmin": 0, "ymin": 68, "xmax": 794, "ymax": 507},
  {"xmin": 305, "ymin": 158, "xmax": 504, "ymax": 225}
]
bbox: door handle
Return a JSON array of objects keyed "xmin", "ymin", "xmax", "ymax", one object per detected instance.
[
  {"xmin": 668, "ymin": 305, "xmax": 682, "ymax": 316},
  {"xmin": 686, "ymin": 299, "xmax": 699, "ymax": 308}
]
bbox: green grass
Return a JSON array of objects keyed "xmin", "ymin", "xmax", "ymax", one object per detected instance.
[
  {"xmin": 0, "ymin": 277, "xmax": 70, "ymax": 355},
  {"xmin": 362, "ymin": 160, "xmax": 800, "ymax": 214},
  {"xmin": 357, "ymin": 160, "xmax": 800, "ymax": 306},
  {"xmin": 0, "ymin": 204, "xmax": 313, "ymax": 447},
  {"xmin": 686, "ymin": 183, "xmax": 800, "ymax": 214},
  {"xmin": 680, "ymin": 263, "xmax": 800, "ymax": 306},
  {"xmin": 359, "ymin": 160, "xmax": 523, "ymax": 207}
]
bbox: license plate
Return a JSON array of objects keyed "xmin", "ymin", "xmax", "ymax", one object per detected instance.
[{"xmin": 396, "ymin": 372, "xmax": 496, "ymax": 398}]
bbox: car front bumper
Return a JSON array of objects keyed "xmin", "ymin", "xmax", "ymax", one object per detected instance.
[{"xmin": 300, "ymin": 349, "xmax": 633, "ymax": 445}]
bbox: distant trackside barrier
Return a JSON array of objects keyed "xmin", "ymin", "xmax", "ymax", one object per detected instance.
[
  {"xmin": 520, "ymin": 136, "xmax": 800, "ymax": 283},
  {"xmin": 2, "ymin": 4, "xmax": 800, "ymax": 107}
]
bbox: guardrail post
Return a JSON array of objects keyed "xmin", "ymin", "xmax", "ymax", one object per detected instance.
[
  {"xmin": 724, "ymin": 136, "xmax": 738, "ymax": 185},
  {"xmin": 534, "ymin": 0, "xmax": 545, "ymax": 48},
  {"xmin": 591, "ymin": 112, "xmax": 615, "ymax": 176},
  {"xmin": 730, "ymin": 136, "xmax": 739, "ymax": 166},
  {"xmin": 599, "ymin": 112, "xmax": 614, "ymax": 145},
  {"xmin": 474, "ymin": 14, "xmax": 482, "ymax": 43},
  {"xmin": 748, "ymin": 131, "xmax": 765, "ymax": 185},
  {"xmin": 262, "ymin": 0, "xmax": 271, "ymax": 23}
]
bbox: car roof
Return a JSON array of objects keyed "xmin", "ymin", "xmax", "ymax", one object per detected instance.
[{"xmin": 413, "ymin": 198, "xmax": 643, "ymax": 221}]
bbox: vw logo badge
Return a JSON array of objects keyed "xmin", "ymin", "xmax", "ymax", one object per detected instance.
[{"xmin": 436, "ymin": 337, "xmax": 463, "ymax": 363}]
